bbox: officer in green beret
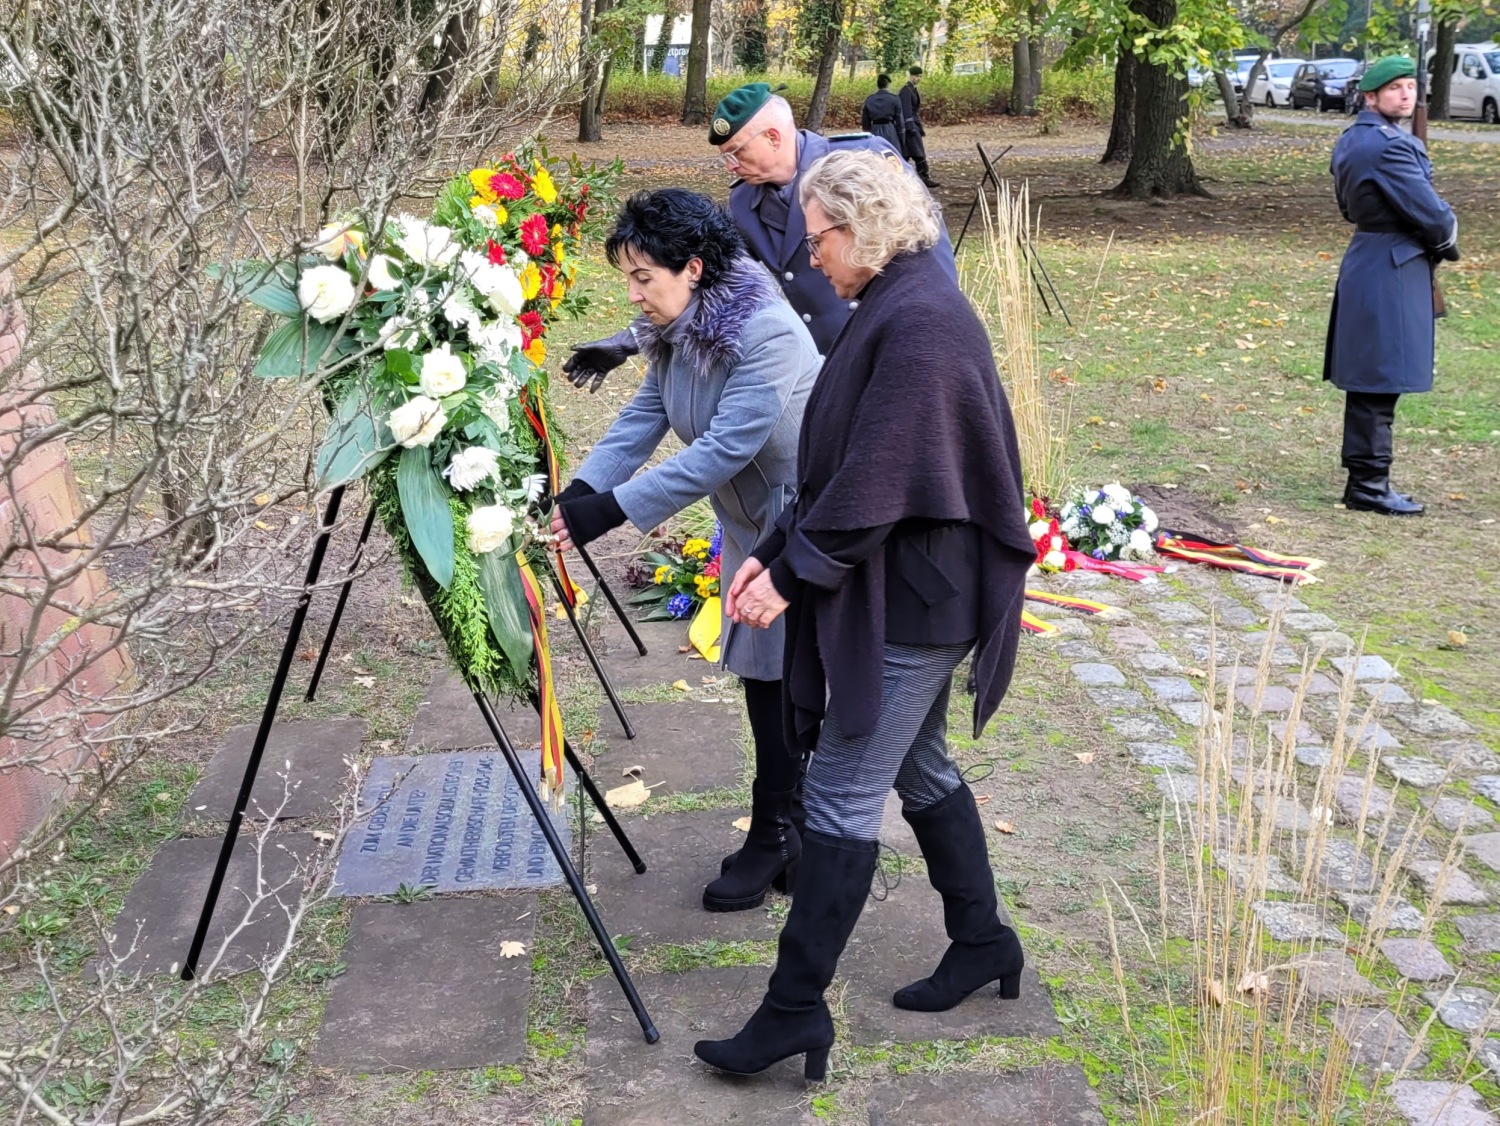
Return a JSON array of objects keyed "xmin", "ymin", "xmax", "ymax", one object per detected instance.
[
  {"xmin": 1324, "ymin": 55, "xmax": 1459, "ymax": 516},
  {"xmin": 563, "ymin": 81, "xmax": 954, "ymax": 388}
]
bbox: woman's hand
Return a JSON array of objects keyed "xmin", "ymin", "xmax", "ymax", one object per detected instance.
[
  {"xmin": 733, "ymin": 569, "xmax": 789, "ymax": 630},
  {"xmin": 549, "ymin": 508, "xmax": 575, "ymax": 554},
  {"xmin": 725, "ymin": 557, "xmax": 764, "ymax": 620}
]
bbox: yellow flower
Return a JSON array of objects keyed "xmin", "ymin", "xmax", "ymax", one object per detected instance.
[
  {"xmin": 682, "ymin": 538, "xmax": 710, "ymax": 560},
  {"xmin": 468, "ymin": 168, "xmax": 498, "ymax": 203},
  {"xmin": 520, "ymin": 261, "xmax": 543, "ymax": 301},
  {"xmin": 553, "ymin": 241, "xmax": 567, "ymax": 265},
  {"xmin": 531, "ymin": 163, "xmax": 558, "ymax": 204},
  {"xmin": 550, "ymin": 223, "xmax": 563, "ymax": 238},
  {"xmin": 493, "ymin": 203, "xmax": 509, "ymax": 225},
  {"xmin": 694, "ymin": 575, "xmax": 715, "ymax": 598},
  {"xmin": 653, "ymin": 565, "xmax": 671, "ymax": 585},
  {"xmin": 524, "ymin": 337, "xmax": 547, "ymax": 365}
]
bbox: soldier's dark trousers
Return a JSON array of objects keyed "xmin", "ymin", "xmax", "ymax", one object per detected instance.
[
  {"xmin": 905, "ymin": 132, "xmax": 932, "ymax": 181},
  {"xmin": 1341, "ymin": 391, "xmax": 1400, "ymax": 478}
]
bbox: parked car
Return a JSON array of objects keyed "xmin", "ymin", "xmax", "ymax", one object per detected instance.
[
  {"xmin": 1442, "ymin": 43, "xmax": 1500, "ymax": 123},
  {"xmin": 1247, "ymin": 58, "xmax": 1308, "ymax": 106},
  {"xmin": 1290, "ymin": 57, "xmax": 1360, "ymax": 111},
  {"xmin": 952, "ymin": 61, "xmax": 986, "ymax": 76}
]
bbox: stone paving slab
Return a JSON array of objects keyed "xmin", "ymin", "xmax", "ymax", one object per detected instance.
[
  {"xmin": 331, "ymin": 749, "xmax": 570, "ymax": 897},
  {"xmin": 1380, "ymin": 939, "xmax": 1454, "ymax": 981},
  {"xmin": 1430, "ymin": 741, "xmax": 1500, "ymax": 774},
  {"xmin": 1455, "ymin": 914, "xmax": 1500, "ymax": 954},
  {"xmin": 597, "ymin": 617, "xmax": 700, "ymax": 691},
  {"xmin": 1463, "ymin": 833, "xmax": 1500, "ymax": 872},
  {"xmin": 839, "ymin": 875, "xmax": 1061, "ymax": 1046},
  {"xmin": 590, "ymin": 701, "xmax": 746, "ymax": 797},
  {"xmin": 589, "ymin": 811, "xmax": 784, "ymax": 947},
  {"xmin": 1287, "ymin": 950, "xmax": 1380, "ymax": 1001},
  {"xmin": 187, "ymin": 719, "xmax": 365, "ymax": 820},
  {"xmin": 1393, "ymin": 705, "xmax": 1473, "ymax": 739},
  {"xmin": 1332, "ymin": 655, "xmax": 1399, "ymax": 682},
  {"xmin": 1422, "ymin": 987, "xmax": 1499, "ymax": 1034},
  {"xmin": 1337, "ymin": 893, "xmax": 1427, "ymax": 933},
  {"xmin": 1424, "ymin": 798, "xmax": 1496, "ymax": 833},
  {"xmin": 585, "ymin": 968, "xmax": 816, "ymax": 1126},
  {"xmin": 864, "ymin": 1066, "xmax": 1106, "ymax": 1125},
  {"xmin": 407, "ymin": 669, "xmax": 539, "ymax": 751},
  {"xmin": 102, "ymin": 833, "xmax": 323, "ymax": 977},
  {"xmin": 313, "ymin": 895, "xmax": 536, "ymax": 1072},
  {"xmin": 1388, "ymin": 1080, "xmax": 1498, "ymax": 1126},
  {"xmin": 1334, "ymin": 1006, "xmax": 1430, "ymax": 1073},
  {"xmin": 1253, "ymin": 901, "xmax": 1346, "ymax": 943},
  {"xmin": 1404, "ymin": 860, "xmax": 1489, "ymax": 905}
]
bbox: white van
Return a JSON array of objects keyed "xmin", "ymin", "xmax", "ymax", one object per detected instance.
[{"xmin": 1437, "ymin": 43, "xmax": 1500, "ymax": 123}]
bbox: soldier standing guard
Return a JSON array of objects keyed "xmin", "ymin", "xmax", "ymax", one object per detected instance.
[
  {"xmin": 562, "ymin": 81, "xmax": 954, "ymax": 388},
  {"xmin": 1324, "ymin": 55, "xmax": 1459, "ymax": 516},
  {"xmin": 899, "ymin": 66, "xmax": 939, "ymax": 188}
]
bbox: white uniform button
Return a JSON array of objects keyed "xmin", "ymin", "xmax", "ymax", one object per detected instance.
[
  {"xmin": 783, "ymin": 271, "xmax": 795, "ymax": 281},
  {"xmin": 802, "ymin": 313, "xmax": 812, "ymax": 323},
  {"xmin": 848, "ymin": 300, "xmax": 860, "ymax": 310}
]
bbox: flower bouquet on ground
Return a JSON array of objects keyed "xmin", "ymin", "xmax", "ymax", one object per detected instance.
[
  {"xmin": 1059, "ymin": 483, "xmax": 1159, "ymax": 563},
  {"xmin": 222, "ymin": 141, "xmax": 618, "ymax": 800},
  {"xmin": 628, "ymin": 525, "xmax": 723, "ymax": 622},
  {"xmin": 1026, "ymin": 497, "xmax": 1071, "ymax": 574}
]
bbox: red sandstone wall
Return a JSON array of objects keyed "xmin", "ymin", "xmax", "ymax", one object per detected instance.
[{"xmin": 1, "ymin": 273, "xmax": 132, "ymax": 861}]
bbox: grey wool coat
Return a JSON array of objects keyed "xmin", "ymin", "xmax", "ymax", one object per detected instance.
[{"xmin": 575, "ymin": 256, "xmax": 820, "ymax": 681}]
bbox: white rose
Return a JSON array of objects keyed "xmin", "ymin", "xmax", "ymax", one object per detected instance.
[
  {"xmin": 367, "ymin": 254, "xmax": 402, "ymax": 290},
  {"xmin": 1049, "ymin": 534, "xmax": 1065, "ymax": 552},
  {"xmin": 460, "ymin": 251, "xmax": 524, "ymax": 317},
  {"xmin": 1091, "ymin": 505, "xmax": 1117, "ymax": 525},
  {"xmin": 395, "ymin": 214, "xmax": 459, "ymax": 270},
  {"xmin": 379, "ymin": 316, "xmax": 419, "ymax": 351},
  {"xmin": 1128, "ymin": 529, "xmax": 1154, "ymax": 557},
  {"xmin": 1142, "ymin": 507, "xmax": 1159, "ymax": 533},
  {"xmin": 387, "ymin": 395, "xmax": 447, "ymax": 448},
  {"xmin": 1102, "ymin": 483, "xmax": 1132, "ymax": 506},
  {"xmin": 419, "ymin": 343, "xmax": 468, "ymax": 398},
  {"xmin": 312, "ymin": 222, "xmax": 362, "ymax": 259},
  {"xmin": 466, "ymin": 504, "xmax": 515, "ymax": 554},
  {"xmin": 1029, "ymin": 520, "xmax": 1050, "ymax": 542},
  {"xmin": 471, "ymin": 320, "xmax": 522, "ymax": 367},
  {"xmin": 1042, "ymin": 549, "xmax": 1067, "ymax": 570},
  {"xmin": 297, "ymin": 264, "xmax": 357, "ymax": 323},
  {"xmin": 443, "ymin": 446, "xmax": 501, "ymax": 492}
]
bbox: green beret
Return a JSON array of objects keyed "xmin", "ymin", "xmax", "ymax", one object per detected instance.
[
  {"xmin": 1359, "ymin": 55, "xmax": 1416, "ymax": 92},
  {"xmin": 709, "ymin": 82, "xmax": 774, "ymax": 146}
]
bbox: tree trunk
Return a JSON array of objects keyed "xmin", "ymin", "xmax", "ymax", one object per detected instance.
[
  {"xmin": 1429, "ymin": 17, "xmax": 1457, "ymax": 119},
  {"xmin": 1010, "ymin": 37, "xmax": 1034, "ymax": 113},
  {"xmin": 737, "ymin": 0, "xmax": 769, "ymax": 70},
  {"xmin": 578, "ymin": 0, "xmax": 611, "ymax": 142},
  {"xmin": 417, "ymin": 3, "xmax": 477, "ymax": 120},
  {"xmin": 844, "ymin": 0, "xmax": 860, "ymax": 78},
  {"xmin": 805, "ymin": 0, "xmax": 845, "ymax": 131},
  {"xmin": 1101, "ymin": 46, "xmax": 1135, "ymax": 164},
  {"xmin": 651, "ymin": 0, "xmax": 680, "ymax": 72},
  {"xmin": 1212, "ymin": 68, "xmax": 1241, "ymax": 125},
  {"xmin": 1231, "ymin": 52, "xmax": 1270, "ymax": 128},
  {"xmin": 681, "ymin": 0, "xmax": 713, "ymax": 125},
  {"xmin": 1111, "ymin": 0, "xmax": 1205, "ymax": 199},
  {"xmin": 1028, "ymin": 8, "xmax": 1043, "ymax": 101}
]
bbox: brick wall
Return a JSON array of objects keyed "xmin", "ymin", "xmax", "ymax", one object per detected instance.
[{"xmin": 1, "ymin": 272, "xmax": 133, "ymax": 861}]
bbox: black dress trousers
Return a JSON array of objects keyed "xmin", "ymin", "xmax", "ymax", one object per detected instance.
[{"xmin": 1341, "ymin": 391, "xmax": 1401, "ymax": 475}]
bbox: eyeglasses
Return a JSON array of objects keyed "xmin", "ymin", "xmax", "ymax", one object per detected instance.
[
  {"xmin": 720, "ymin": 129, "xmax": 767, "ymax": 168},
  {"xmin": 803, "ymin": 223, "xmax": 847, "ymax": 259}
]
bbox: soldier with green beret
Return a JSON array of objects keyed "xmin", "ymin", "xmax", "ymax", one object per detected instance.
[
  {"xmin": 1323, "ymin": 54, "xmax": 1459, "ymax": 516},
  {"xmin": 563, "ymin": 81, "xmax": 954, "ymax": 388}
]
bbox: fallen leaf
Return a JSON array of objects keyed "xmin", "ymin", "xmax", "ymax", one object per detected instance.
[
  {"xmin": 1236, "ymin": 970, "xmax": 1271, "ymax": 995},
  {"xmin": 605, "ymin": 779, "xmax": 651, "ymax": 810},
  {"xmin": 2, "ymin": 904, "xmax": 18, "ymax": 916},
  {"xmin": 1448, "ymin": 493, "xmax": 1469, "ymax": 501},
  {"xmin": 671, "ymin": 679, "xmax": 691, "ymax": 692},
  {"xmin": 552, "ymin": 604, "xmax": 568, "ymax": 619},
  {"xmin": 1447, "ymin": 630, "xmax": 1468, "ymax": 648},
  {"xmin": 311, "ymin": 830, "xmax": 336, "ymax": 844},
  {"xmin": 1264, "ymin": 515, "xmax": 1284, "ymax": 525},
  {"xmin": 500, "ymin": 940, "xmax": 526, "ymax": 958},
  {"xmin": 621, "ymin": 764, "xmax": 643, "ymax": 779},
  {"xmin": 586, "ymin": 884, "xmax": 598, "ymax": 895},
  {"xmin": 353, "ymin": 675, "xmax": 375, "ymax": 688},
  {"xmin": 254, "ymin": 520, "xmax": 272, "ymax": 531},
  {"xmin": 1206, "ymin": 979, "xmax": 1228, "ymax": 1006},
  {"xmin": 298, "ymin": 647, "xmax": 317, "ymax": 661},
  {"xmin": 993, "ymin": 819, "xmax": 1015, "ymax": 834},
  {"xmin": 732, "ymin": 816, "xmax": 752, "ymax": 832},
  {"xmin": 254, "ymin": 493, "xmax": 272, "ymax": 506},
  {"xmin": 1074, "ymin": 752, "xmax": 1096, "ymax": 765},
  {"xmin": 975, "ymin": 794, "xmax": 992, "ymax": 806},
  {"xmin": 1185, "ymin": 667, "xmax": 1207, "ymax": 678}
]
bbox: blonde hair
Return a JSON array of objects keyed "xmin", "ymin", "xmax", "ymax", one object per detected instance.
[{"xmin": 798, "ymin": 149, "xmax": 940, "ymax": 271}]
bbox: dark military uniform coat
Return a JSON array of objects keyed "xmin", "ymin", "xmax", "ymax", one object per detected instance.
[
  {"xmin": 729, "ymin": 129, "xmax": 956, "ymax": 355},
  {"xmin": 860, "ymin": 89, "xmax": 907, "ymax": 156},
  {"xmin": 1324, "ymin": 110, "xmax": 1458, "ymax": 395}
]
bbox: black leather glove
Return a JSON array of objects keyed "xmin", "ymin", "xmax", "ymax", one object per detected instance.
[
  {"xmin": 1437, "ymin": 244, "xmax": 1461, "ymax": 263},
  {"xmin": 558, "ymin": 489, "xmax": 626, "ymax": 549},
  {"xmin": 562, "ymin": 327, "xmax": 639, "ymax": 393}
]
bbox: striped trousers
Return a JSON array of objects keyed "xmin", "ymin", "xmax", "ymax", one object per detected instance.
[{"xmin": 802, "ymin": 641, "xmax": 972, "ymax": 841}]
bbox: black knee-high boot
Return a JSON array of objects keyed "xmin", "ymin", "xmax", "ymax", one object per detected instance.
[
  {"xmin": 893, "ymin": 785, "xmax": 1025, "ymax": 1012},
  {"xmin": 694, "ymin": 830, "xmax": 877, "ymax": 1079},
  {"xmin": 707, "ymin": 678, "xmax": 801, "ymax": 909}
]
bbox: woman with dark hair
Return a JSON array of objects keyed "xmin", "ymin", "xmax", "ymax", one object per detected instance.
[
  {"xmin": 550, "ymin": 188, "xmax": 820, "ymax": 912},
  {"xmin": 694, "ymin": 150, "xmax": 1035, "ymax": 1080},
  {"xmin": 860, "ymin": 74, "xmax": 907, "ymax": 157}
]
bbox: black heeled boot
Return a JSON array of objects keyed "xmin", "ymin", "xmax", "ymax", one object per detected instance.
[
  {"xmin": 694, "ymin": 830, "xmax": 878, "ymax": 1080},
  {"xmin": 703, "ymin": 782, "xmax": 800, "ymax": 911},
  {"xmin": 715, "ymin": 677, "xmax": 803, "ymax": 899},
  {"xmin": 719, "ymin": 774, "xmax": 804, "ymax": 895},
  {"xmin": 893, "ymin": 786, "xmax": 1025, "ymax": 1012}
]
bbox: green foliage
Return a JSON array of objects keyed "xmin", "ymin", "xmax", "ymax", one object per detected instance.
[
  {"xmin": 475, "ymin": 539, "xmax": 535, "ymax": 674},
  {"xmin": 253, "ymin": 318, "xmax": 343, "ymax": 379},
  {"xmin": 316, "ymin": 382, "xmax": 396, "ymax": 489},
  {"xmin": 396, "ymin": 444, "xmax": 456, "ymax": 590},
  {"xmin": 876, "ymin": 0, "xmax": 931, "ymax": 71}
]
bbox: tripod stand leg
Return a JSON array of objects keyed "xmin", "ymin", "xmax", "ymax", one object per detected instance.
[
  {"xmin": 544, "ymin": 558, "xmax": 636, "ymax": 741},
  {"xmin": 561, "ymin": 733, "xmax": 648, "ymax": 874},
  {"xmin": 572, "ymin": 542, "xmax": 647, "ymax": 656},
  {"xmin": 182, "ymin": 486, "xmax": 347, "ymax": 981},
  {"xmin": 472, "ymin": 691, "xmax": 659, "ymax": 1043},
  {"xmin": 305, "ymin": 504, "xmax": 379, "ymax": 702}
]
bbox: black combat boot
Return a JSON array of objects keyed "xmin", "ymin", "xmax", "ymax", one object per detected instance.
[
  {"xmin": 893, "ymin": 786, "xmax": 1025, "ymax": 1012},
  {"xmin": 694, "ymin": 830, "xmax": 878, "ymax": 1080},
  {"xmin": 1344, "ymin": 472, "xmax": 1424, "ymax": 516}
]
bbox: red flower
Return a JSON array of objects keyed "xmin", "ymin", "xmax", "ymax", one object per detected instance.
[
  {"xmin": 539, "ymin": 262, "xmax": 558, "ymax": 298},
  {"xmin": 518, "ymin": 310, "xmax": 545, "ymax": 347},
  {"xmin": 520, "ymin": 213, "xmax": 550, "ymax": 257},
  {"xmin": 703, "ymin": 560, "xmax": 721, "ymax": 579},
  {"xmin": 486, "ymin": 240, "xmax": 507, "ymax": 265},
  {"xmin": 489, "ymin": 172, "xmax": 525, "ymax": 201},
  {"xmin": 1030, "ymin": 497, "xmax": 1046, "ymax": 519}
]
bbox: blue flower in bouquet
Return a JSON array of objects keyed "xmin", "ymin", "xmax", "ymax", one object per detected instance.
[
  {"xmin": 667, "ymin": 593, "xmax": 694, "ymax": 619},
  {"xmin": 709, "ymin": 522, "xmax": 723, "ymax": 561}
]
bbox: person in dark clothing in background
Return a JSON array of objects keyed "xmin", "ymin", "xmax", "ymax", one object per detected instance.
[
  {"xmin": 861, "ymin": 73, "xmax": 907, "ymax": 158},
  {"xmin": 693, "ymin": 149, "xmax": 1035, "ymax": 1082},
  {"xmin": 899, "ymin": 65, "xmax": 939, "ymax": 187}
]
